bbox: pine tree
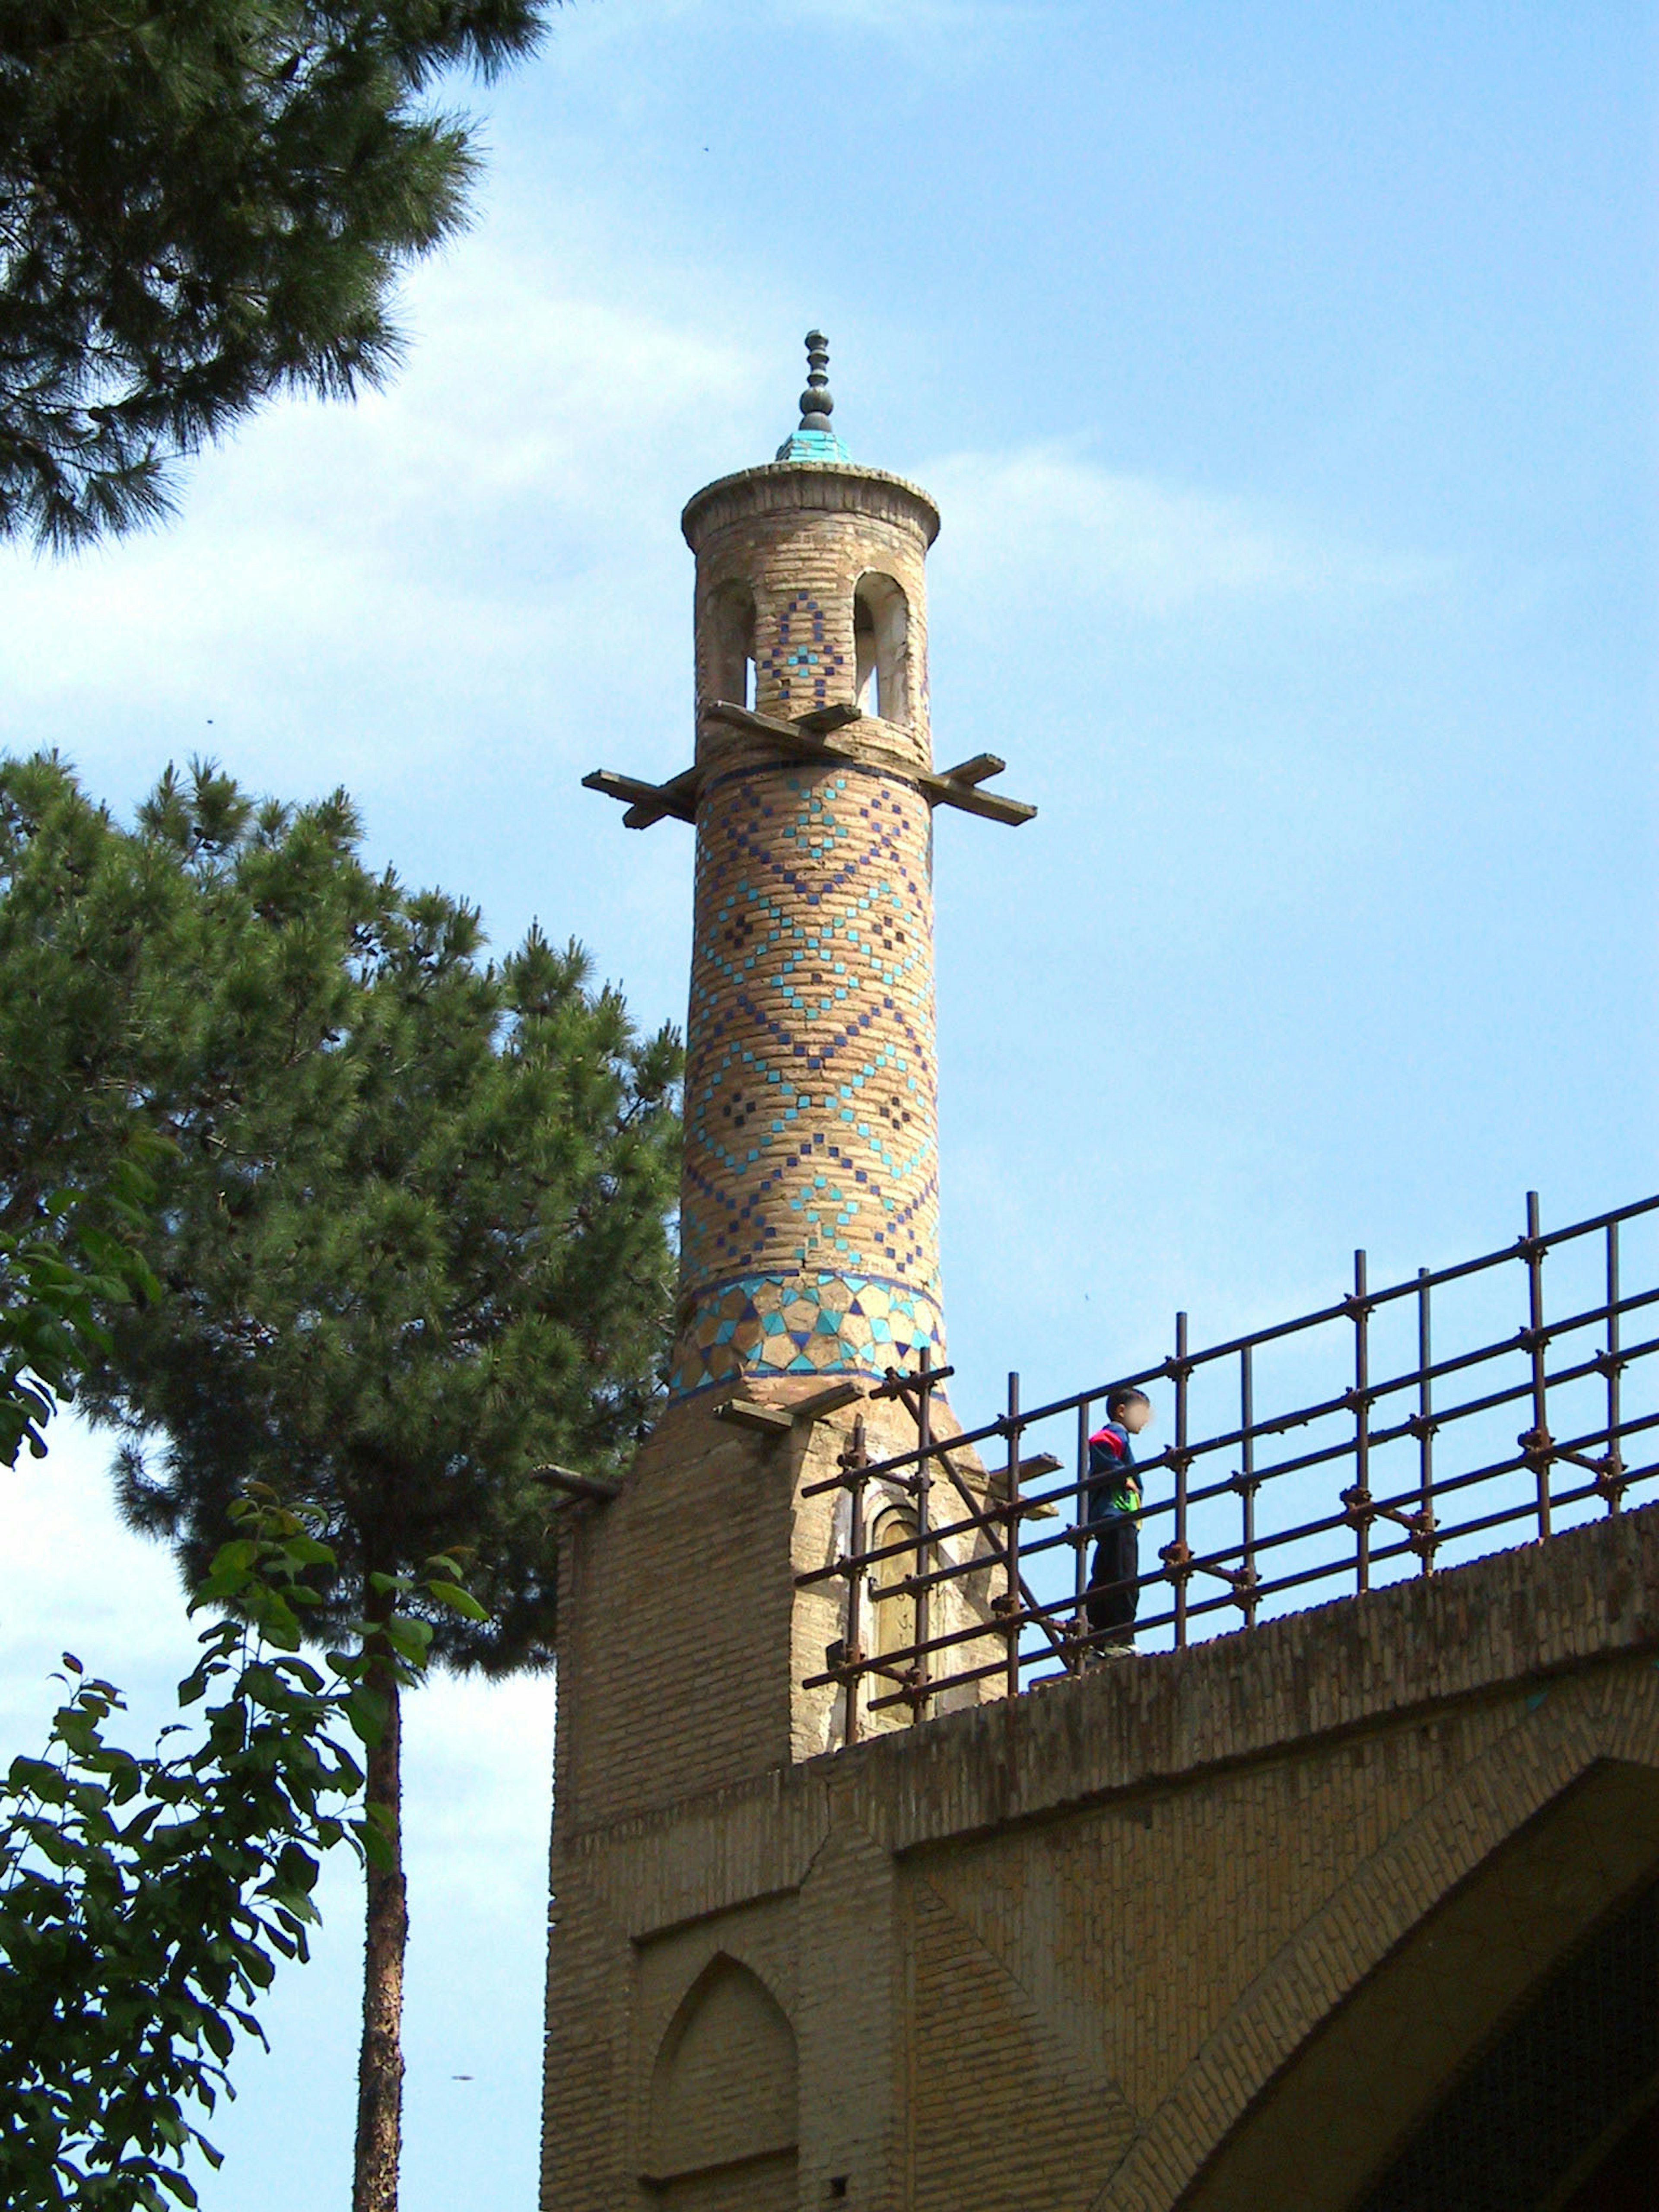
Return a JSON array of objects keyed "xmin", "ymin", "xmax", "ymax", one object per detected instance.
[
  {"xmin": 0, "ymin": 0, "xmax": 550, "ymax": 549},
  {"xmin": 0, "ymin": 755, "xmax": 682, "ymax": 2209}
]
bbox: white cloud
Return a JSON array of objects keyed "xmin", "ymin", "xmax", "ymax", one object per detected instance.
[
  {"xmin": 925, "ymin": 443, "xmax": 1448, "ymax": 617},
  {"xmin": 1, "ymin": 241, "xmax": 764, "ymax": 772}
]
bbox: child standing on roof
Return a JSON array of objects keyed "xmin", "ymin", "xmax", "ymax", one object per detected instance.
[{"xmin": 1084, "ymin": 1387, "xmax": 1156, "ymax": 1660}]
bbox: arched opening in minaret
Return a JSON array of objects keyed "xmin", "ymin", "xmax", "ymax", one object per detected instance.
[
  {"xmin": 854, "ymin": 573, "xmax": 909, "ymax": 723},
  {"xmin": 708, "ymin": 579, "xmax": 756, "ymax": 711},
  {"xmin": 870, "ymin": 1504, "xmax": 920, "ymax": 1667}
]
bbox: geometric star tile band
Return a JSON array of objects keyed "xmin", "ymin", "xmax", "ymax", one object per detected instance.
[
  {"xmin": 666, "ymin": 1270, "xmax": 944, "ymax": 1398},
  {"xmin": 669, "ymin": 760, "xmax": 945, "ymax": 1397}
]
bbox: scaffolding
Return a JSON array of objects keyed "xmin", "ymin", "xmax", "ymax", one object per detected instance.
[{"xmin": 798, "ymin": 1191, "xmax": 1659, "ymax": 1735}]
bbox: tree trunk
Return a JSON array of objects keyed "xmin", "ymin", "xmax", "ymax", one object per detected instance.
[{"xmin": 353, "ymin": 1612, "xmax": 406, "ymax": 2212}]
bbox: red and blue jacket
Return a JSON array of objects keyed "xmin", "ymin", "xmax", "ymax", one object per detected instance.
[{"xmin": 1087, "ymin": 1421, "xmax": 1141, "ymax": 1523}]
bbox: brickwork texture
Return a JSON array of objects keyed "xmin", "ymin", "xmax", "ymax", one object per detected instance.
[
  {"xmin": 544, "ymin": 1506, "xmax": 1659, "ymax": 2212},
  {"xmin": 670, "ymin": 464, "xmax": 947, "ymax": 1400}
]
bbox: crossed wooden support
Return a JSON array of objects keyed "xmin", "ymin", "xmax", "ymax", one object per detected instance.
[{"xmin": 583, "ymin": 700, "xmax": 1036, "ymax": 830}]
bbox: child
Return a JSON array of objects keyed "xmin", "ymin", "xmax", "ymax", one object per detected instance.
[{"xmin": 1084, "ymin": 1386, "xmax": 1155, "ymax": 1659}]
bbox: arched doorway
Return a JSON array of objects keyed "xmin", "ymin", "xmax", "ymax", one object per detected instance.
[{"xmin": 1173, "ymin": 1760, "xmax": 1659, "ymax": 2212}]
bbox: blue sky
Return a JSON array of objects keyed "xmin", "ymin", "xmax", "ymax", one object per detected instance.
[{"xmin": 3, "ymin": 3, "xmax": 1655, "ymax": 2205}]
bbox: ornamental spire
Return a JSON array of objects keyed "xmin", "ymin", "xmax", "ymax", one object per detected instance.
[
  {"xmin": 798, "ymin": 329, "xmax": 833, "ymax": 429},
  {"xmin": 775, "ymin": 328, "xmax": 851, "ymax": 463}
]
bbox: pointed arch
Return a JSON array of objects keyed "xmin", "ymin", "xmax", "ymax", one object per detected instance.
[
  {"xmin": 854, "ymin": 572, "xmax": 910, "ymax": 723},
  {"xmin": 1090, "ymin": 1727, "xmax": 1659, "ymax": 2212},
  {"xmin": 644, "ymin": 1952, "xmax": 798, "ymax": 2201}
]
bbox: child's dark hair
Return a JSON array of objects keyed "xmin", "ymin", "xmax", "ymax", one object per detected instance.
[{"xmin": 1107, "ymin": 1386, "xmax": 1150, "ymax": 1418}]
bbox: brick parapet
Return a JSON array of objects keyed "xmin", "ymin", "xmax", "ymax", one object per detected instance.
[
  {"xmin": 682, "ymin": 463, "xmax": 941, "ymax": 556},
  {"xmin": 558, "ymin": 1504, "xmax": 1659, "ymax": 1882}
]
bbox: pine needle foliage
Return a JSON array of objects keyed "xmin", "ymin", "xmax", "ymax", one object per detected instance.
[
  {"xmin": 1, "ymin": 747, "xmax": 682, "ymax": 1652},
  {"xmin": 0, "ymin": 752, "xmax": 680, "ymax": 2207},
  {"xmin": 0, "ymin": 0, "xmax": 551, "ymax": 550}
]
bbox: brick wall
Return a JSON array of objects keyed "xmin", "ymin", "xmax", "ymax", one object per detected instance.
[{"xmin": 543, "ymin": 1505, "xmax": 1659, "ymax": 2211}]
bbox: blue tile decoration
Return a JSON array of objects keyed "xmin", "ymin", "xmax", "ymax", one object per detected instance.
[
  {"xmin": 757, "ymin": 593, "xmax": 845, "ymax": 712},
  {"xmin": 670, "ymin": 760, "xmax": 945, "ymax": 1398},
  {"xmin": 774, "ymin": 426, "xmax": 851, "ymax": 464},
  {"xmin": 666, "ymin": 1270, "xmax": 946, "ymax": 1398}
]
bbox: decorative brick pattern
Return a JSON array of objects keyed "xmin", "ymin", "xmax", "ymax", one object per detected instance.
[
  {"xmin": 668, "ymin": 465, "xmax": 945, "ymax": 1399},
  {"xmin": 668, "ymin": 1271, "xmax": 944, "ymax": 1398},
  {"xmin": 671, "ymin": 762, "xmax": 943, "ymax": 1396},
  {"xmin": 756, "ymin": 592, "xmax": 845, "ymax": 710}
]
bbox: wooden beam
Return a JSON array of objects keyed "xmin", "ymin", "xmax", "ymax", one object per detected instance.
[
  {"xmin": 917, "ymin": 772, "xmax": 1037, "ymax": 826},
  {"xmin": 702, "ymin": 699, "xmax": 871, "ymax": 772},
  {"xmin": 582, "ymin": 769, "xmax": 699, "ymax": 827},
  {"xmin": 623, "ymin": 763, "xmax": 702, "ymax": 829},
  {"xmin": 797, "ymin": 702, "xmax": 865, "ymax": 735},
  {"xmin": 592, "ymin": 713, "xmax": 1034, "ymax": 832},
  {"xmin": 715, "ymin": 1397, "xmax": 795, "ymax": 1436},
  {"xmin": 704, "ymin": 700, "xmax": 820, "ymax": 748},
  {"xmin": 789, "ymin": 1379, "xmax": 866, "ymax": 1424},
  {"xmin": 531, "ymin": 1462, "xmax": 622, "ymax": 1503},
  {"xmin": 987, "ymin": 1450, "xmax": 1064, "ymax": 1518},
  {"xmin": 936, "ymin": 753, "xmax": 1006, "ymax": 788}
]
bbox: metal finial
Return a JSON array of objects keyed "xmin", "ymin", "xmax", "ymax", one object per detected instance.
[
  {"xmin": 797, "ymin": 330, "xmax": 833, "ymax": 431},
  {"xmin": 775, "ymin": 329, "xmax": 849, "ymax": 462}
]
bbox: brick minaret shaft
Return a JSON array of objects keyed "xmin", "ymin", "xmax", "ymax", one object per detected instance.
[
  {"xmin": 670, "ymin": 381, "xmax": 945, "ymax": 1398},
  {"xmin": 560, "ymin": 341, "xmax": 1031, "ymax": 1831}
]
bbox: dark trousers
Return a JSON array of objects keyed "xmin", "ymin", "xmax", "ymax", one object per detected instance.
[{"xmin": 1086, "ymin": 1515, "xmax": 1139, "ymax": 1645}]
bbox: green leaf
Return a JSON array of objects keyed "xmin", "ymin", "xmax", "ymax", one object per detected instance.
[
  {"xmin": 344, "ymin": 1687, "xmax": 388, "ymax": 1747},
  {"xmin": 382, "ymin": 1617, "xmax": 432, "ymax": 1663},
  {"xmin": 426, "ymin": 1580, "xmax": 488, "ymax": 1623}
]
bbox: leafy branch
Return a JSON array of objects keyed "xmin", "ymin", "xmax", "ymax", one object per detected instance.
[{"xmin": 0, "ymin": 1498, "xmax": 485, "ymax": 2211}]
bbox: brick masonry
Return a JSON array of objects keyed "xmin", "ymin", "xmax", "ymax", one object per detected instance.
[
  {"xmin": 670, "ymin": 464, "xmax": 947, "ymax": 1401},
  {"xmin": 543, "ymin": 1503, "xmax": 1659, "ymax": 2212}
]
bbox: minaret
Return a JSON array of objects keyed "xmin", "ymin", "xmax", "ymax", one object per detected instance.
[
  {"xmin": 589, "ymin": 335, "xmax": 1030, "ymax": 1414},
  {"xmin": 569, "ymin": 337, "xmax": 1033, "ymax": 1807},
  {"xmin": 545, "ymin": 342, "xmax": 1033, "ymax": 2212},
  {"xmin": 670, "ymin": 338, "xmax": 947, "ymax": 1397}
]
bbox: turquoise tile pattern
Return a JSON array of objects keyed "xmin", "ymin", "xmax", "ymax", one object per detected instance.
[
  {"xmin": 669, "ymin": 759, "xmax": 945, "ymax": 1398},
  {"xmin": 774, "ymin": 426, "xmax": 852, "ymax": 463}
]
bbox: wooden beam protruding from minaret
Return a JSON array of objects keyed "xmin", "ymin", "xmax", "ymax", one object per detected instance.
[
  {"xmin": 714, "ymin": 1378, "xmax": 868, "ymax": 1440},
  {"xmin": 703, "ymin": 699, "xmax": 847, "ymax": 756},
  {"xmin": 584, "ymin": 704, "xmax": 1036, "ymax": 829},
  {"xmin": 579, "ymin": 768, "xmax": 702, "ymax": 830},
  {"xmin": 919, "ymin": 756, "xmax": 1036, "ymax": 826}
]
